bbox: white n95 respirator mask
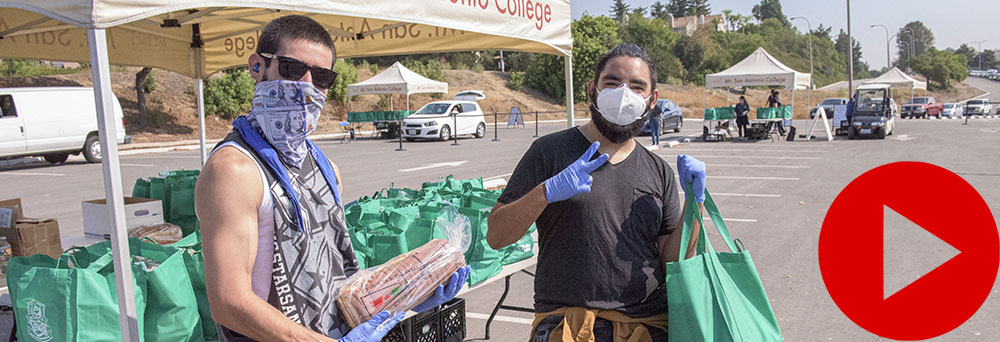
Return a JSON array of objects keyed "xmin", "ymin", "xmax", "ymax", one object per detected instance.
[{"xmin": 595, "ymin": 83, "xmax": 651, "ymax": 126}]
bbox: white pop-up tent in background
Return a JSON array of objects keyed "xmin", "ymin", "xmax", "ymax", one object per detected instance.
[{"xmin": 0, "ymin": 1, "xmax": 573, "ymax": 340}]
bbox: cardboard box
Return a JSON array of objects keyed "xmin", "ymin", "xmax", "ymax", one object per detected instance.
[
  {"xmin": 8, "ymin": 217, "xmax": 62, "ymax": 258},
  {"xmin": 82, "ymin": 197, "xmax": 164, "ymax": 238},
  {"xmin": 0, "ymin": 198, "xmax": 23, "ymax": 229}
]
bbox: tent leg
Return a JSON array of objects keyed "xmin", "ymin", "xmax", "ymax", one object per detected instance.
[
  {"xmin": 87, "ymin": 27, "xmax": 141, "ymax": 342},
  {"xmin": 197, "ymin": 78, "xmax": 207, "ymax": 165},
  {"xmin": 564, "ymin": 56, "xmax": 574, "ymax": 128}
]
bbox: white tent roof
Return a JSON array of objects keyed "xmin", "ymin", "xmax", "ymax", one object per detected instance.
[
  {"xmin": 347, "ymin": 61, "xmax": 447, "ymax": 96},
  {"xmin": 862, "ymin": 67, "xmax": 927, "ymax": 90},
  {"xmin": 705, "ymin": 47, "xmax": 811, "ymax": 90}
]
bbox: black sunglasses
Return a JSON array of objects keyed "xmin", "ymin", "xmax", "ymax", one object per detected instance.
[{"xmin": 259, "ymin": 52, "xmax": 337, "ymax": 90}]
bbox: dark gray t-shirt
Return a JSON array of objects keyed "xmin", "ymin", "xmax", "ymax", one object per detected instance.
[{"xmin": 498, "ymin": 127, "xmax": 681, "ymax": 318}]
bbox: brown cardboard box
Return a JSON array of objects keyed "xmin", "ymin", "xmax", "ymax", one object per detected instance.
[
  {"xmin": 0, "ymin": 198, "xmax": 63, "ymax": 258},
  {"xmin": 0, "ymin": 198, "xmax": 22, "ymax": 229}
]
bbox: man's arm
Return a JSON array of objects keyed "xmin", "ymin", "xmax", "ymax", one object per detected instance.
[
  {"xmin": 486, "ymin": 183, "xmax": 548, "ymax": 250},
  {"xmin": 659, "ymin": 200, "xmax": 704, "ymax": 265},
  {"xmin": 196, "ymin": 148, "xmax": 334, "ymax": 342}
]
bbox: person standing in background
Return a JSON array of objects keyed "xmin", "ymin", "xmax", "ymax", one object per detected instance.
[{"xmin": 735, "ymin": 96, "xmax": 750, "ymax": 139}]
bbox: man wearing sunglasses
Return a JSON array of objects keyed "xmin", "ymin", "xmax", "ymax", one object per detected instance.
[{"xmin": 196, "ymin": 15, "xmax": 467, "ymax": 342}]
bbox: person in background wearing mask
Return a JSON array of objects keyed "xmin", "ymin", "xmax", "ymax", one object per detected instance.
[
  {"xmin": 767, "ymin": 89, "xmax": 786, "ymax": 136},
  {"xmin": 735, "ymin": 96, "xmax": 750, "ymax": 139},
  {"xmin": 195, "ymin": 15, "xmax": 468, "ymax": 342},
  {"xmin": 485, "ymin": 43, "xmax": 708, "ymax": 342}
]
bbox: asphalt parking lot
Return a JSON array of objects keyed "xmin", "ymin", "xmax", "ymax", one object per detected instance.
[{"xmin": 1, "ymin": 110, "xmax": 999, "ymax": 340}]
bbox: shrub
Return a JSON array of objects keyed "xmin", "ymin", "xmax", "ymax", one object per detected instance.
[
  {"xmin": 471, "ymin": 63, "xmax": 485, "ymax": 73},
  {"xmin": 142, "ymin": 69, "xmax": 157, "ymax": 94},
  {"xmin": 507, "ymin": 71, "xmax": 525, "ymax": 91},
  {"xmin": 328, "ymin": 60, "xmax": 359, "ymax": 104},
  {"xmin": 204, "ymin": 68, "xmax": 255, "ymax": 120}
]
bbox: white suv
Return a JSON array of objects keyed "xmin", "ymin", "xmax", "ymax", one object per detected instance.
[{"xmin": 402, "ymin": 101, "xmax": 487, "ymax": 141}]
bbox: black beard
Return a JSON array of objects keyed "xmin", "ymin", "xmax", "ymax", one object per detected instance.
[{"xmin": 590, "ymin": 101, "xmax": 648, "ymax": 144}]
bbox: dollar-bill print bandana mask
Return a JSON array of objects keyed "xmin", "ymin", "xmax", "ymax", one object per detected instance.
[{"xmin": 247, "ymin": 80, "xmax": 326, "ymax": 168}]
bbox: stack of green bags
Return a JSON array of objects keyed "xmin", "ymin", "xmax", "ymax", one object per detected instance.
[
  {"xmin": 345, "ymin": 175, "xmax": 535, "ymax": 286},
  {"xmin": 705, "ymin": 107, "xmax": 735, "ymax": 120},
  {"xmin": 132, "ymin": 170, "xmax": 200, "ymax": 237}
]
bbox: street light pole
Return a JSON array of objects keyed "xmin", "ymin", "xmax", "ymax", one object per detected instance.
[
  {"xmin": 903, "ymin": 28, "xmax": 915, "ymax": 63},
  {"xmin": 973, "ymin": 40, "xmax": 988, "ymax": 71},
  {"xmin": 792, "ymin": 16, "xmax": 813, "ymax": 107},
  {"xmin": 846, "ymin": 0, "xmax": 853, "ymax": 96},
  {"xmin": 871, "ymin": 24, "xmax": 890, "ymax": 70}
]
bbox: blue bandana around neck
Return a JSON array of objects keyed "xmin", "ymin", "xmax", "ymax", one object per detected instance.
[{"xmin": 234, "ymin": 116, "xmax": 341, "ymax": 234}]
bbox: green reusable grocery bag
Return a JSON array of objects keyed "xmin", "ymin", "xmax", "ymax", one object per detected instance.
[
  {"xmin": 172, "ymin": 233, "xmax": 218, "ymax": 341},
  {"xmin": 715, "ymin": 106, "xmax": 735, "ymax": 120},
  {"xmin": 664, "ymin": 189, "xmax": 782, "ymax": 342},
  {"xmin": 756, "ymin": 107, "xmax": 776, "ymax": 120},
  {"xmin": 778, "ymin": 105, "xmax": 793, "ymax": 119},
  {"xmin": 500, "ymin": 232, "xmax": 534, "ymax": 266},
  {"xmin": 167, "ymin": 175, "xmax": 200, "ymax": 236},
  {"xmin": 7, "ymin": 249, "xmax": 149, "ymax": 342},
  {"xmin": 88, "ymin": 238, "xmax": 203, "ymax": 341},
  {"xmin": 133, "ymin": 178, "xmax": 151, "ymax": 198},
  {"xmin": 458, "ymin": 207, "xmax": 503, "ymax": 285},
  {"xmin": 704, "ymin": 108, "xmax": 717, "ymax": 120},
  {"xmin": 149, "ymin": 177, "xmax": 169, "ymax": 221}
]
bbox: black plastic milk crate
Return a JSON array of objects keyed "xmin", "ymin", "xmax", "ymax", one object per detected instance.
[{"xmin": 382, "ymin": 298, "xmax": 466, "ymax": 342}]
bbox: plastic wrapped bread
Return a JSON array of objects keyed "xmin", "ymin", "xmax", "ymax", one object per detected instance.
[{"xmin": 336, "ymin": 238, "xmax": 466, "ymax": 327}]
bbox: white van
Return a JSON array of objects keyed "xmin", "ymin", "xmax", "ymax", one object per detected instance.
[{"xmin": 0, "ymin": 87, "xmax": 130, "ymax": 164}]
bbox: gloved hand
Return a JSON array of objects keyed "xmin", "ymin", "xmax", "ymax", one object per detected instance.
[
  {"xmin": 544, "ymin": 141, "xmax": 609, "ymax": 203},
  {"xmin": 677, "ymin": 155, "xmax": 706, "ymax": 203},
  {"xmin": 412, "ymin": 265, "xmax": 470, "ymax": 313},
  {"xmin": 339, "ymin": 311, "xmax": 405, "ymax": 342}
]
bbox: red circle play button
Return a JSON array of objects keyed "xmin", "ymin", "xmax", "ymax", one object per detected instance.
[{"xmin": 819, "ymin": 162, "xmax": 999, "ymax": 340}]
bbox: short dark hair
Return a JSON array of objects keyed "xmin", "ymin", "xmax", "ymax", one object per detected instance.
[
  {"xmin": 256, "ymin": 15, "xmax": 336, "ymax": 68},
  {"xmin": 593, "ymin": 43, "xmax": 657, "ymax": 91}
]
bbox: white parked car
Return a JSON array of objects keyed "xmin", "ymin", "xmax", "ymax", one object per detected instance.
[
  {"xmin": 941, "ymin": 103, "xmax": 963, "ymax": 117},
  {"xmin": 964, "ymin": 99, "xmax": 993, "ymax": 116},
  {"xmin": 402, "ymin": 100, "xmax": 487, "ymax": 141},
  {"xmin": 0, "ymin": 87, "xmax": 129, "ymax": 164}
]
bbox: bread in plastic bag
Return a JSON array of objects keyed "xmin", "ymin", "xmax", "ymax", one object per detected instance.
[{"xmin": 336, "ymin": 238, "xmax": 466, "ymax": 327}]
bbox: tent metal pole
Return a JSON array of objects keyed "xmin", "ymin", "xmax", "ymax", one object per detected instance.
[
  {"xmin": 197, "ymin": 78, "xmax": 207, "ymax": 165},
  {"xmin": 564, "ymin": 56, "xmax": 574, "ymax": 128},
  {"xmin": 87, "ymin": 27, "xmax": 141, "ymax": 342}
]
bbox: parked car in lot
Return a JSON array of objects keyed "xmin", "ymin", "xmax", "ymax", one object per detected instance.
[
  {"xmin": 641, "ymin": 99, "xmax": 683, "ymax": 135},
  {"xmin": 848, "ymin": 84, "xmax": 896, "ymax": 140},
  {"xmin": 401, "ymin": 100, "xmax": 487, "ymax": 141},
  {"xmin": 810, "ymin": 97, "xmax": 849, "ymax": 119},
  {"xmin": 941, "ymin": 103, "xmax": 963, "ymax": 117},
  {"xmin": 963, "ymin": 99, "xmax": 992, "ymax": 116},
  {"xmin": 1, "ymin": 87, "xmax": 130, "ymax": 164},
  {"xmin": 901, "ymin": 96, "xmax": 944, "ymax": 119}
]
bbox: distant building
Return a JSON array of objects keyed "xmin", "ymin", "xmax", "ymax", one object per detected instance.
[{"xmin": 669, "ymin": 14, "xmax": 727, "ymax": 36}]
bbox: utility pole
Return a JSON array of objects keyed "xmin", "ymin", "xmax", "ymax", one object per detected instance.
[
  {"xmin": 871, "ymin": 24, "xmax": 890, "ymax": 70},
  {"xmin": 792, "ymin": 17, "xmax": 813, "ymax": 106},
  {"xmin": 847, "ymin": 0, "xmax": 853, "ymax": 97},
  {"xmin": 973, "ymin": 40, "xmax": 988, "ymax": 71}
]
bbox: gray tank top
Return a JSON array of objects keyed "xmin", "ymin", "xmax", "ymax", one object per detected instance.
[{"xmin": 214, "ymin": 132, "xmax": 359, "ymax": 340}]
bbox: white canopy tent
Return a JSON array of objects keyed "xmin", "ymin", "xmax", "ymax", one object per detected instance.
[
  {"xmin": 347, "ymin": 61, "xmax": 449, "ymax": 112},
  {"xmin": 862, "ymin": 67, "xmax": 927, "ymax": 100},
  {"xmin": 705, "ymin": 47, "xmax": 811, "ymax": 123},
  {"xmin": 0, "ymin": 2, "xmax": 572, "ymax": 340}
]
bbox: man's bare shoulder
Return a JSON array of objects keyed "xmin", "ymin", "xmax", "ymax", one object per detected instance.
[{"xmin": 198, "ymin": 146, "xmax": 263, "ymax": 201}]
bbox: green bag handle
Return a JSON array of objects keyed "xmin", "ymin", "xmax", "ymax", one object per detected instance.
[{"xmin": 677, "ymin": 184, "xmax": 741, "ymax": 261}]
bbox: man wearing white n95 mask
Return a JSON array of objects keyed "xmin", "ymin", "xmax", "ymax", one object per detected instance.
[{"xmin": 486, "ymin": 43, "xmax": 708, "ymax": 341}]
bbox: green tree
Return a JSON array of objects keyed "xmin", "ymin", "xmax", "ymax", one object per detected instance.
[
  {"xmin": 895, "ymin": 21, "xmax": 935, "ymax": 66},
  {"xmin": 621, "ymin": 13, "xmax": 683, "ymax": 82},
  {"xmin": 752, "ymin": 0, "xmax": 787, "ymax": 26},
  {"xmin": 525, "ymin": 15, "xmax": 620, "ymax": 102},
  {"xmin": 910, "ymin": 48, "xmax": 967, "ymax": 90},
  {"xmin": 690, "ymin": 0, "xmax": 711, "ymax": 16},
  {"xmin": 327, "ymin": 60, "xmax": 359, "ymax": 104},
  {"xmin": 667, "ymin": 0, "xmax": 690, "ymax": 18},
  {"xmin": 954, "ymin": 44, "xmax": 976, "ymax": 68},
  {"xmin": 204, "ymin": 68, "xmax": 255, "ymax": 120},
  {"xmin": 836, "ymin": 29, "xmax": 869, "ymax": 78},
  {"xmin": 650, "ymin": 2, "xmax": 671, "ymax": 21},
  {"xmin": 610, "ymin": 0, "xmax": 631, "ymax": 23}
]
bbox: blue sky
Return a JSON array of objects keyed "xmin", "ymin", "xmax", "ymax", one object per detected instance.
[{"xmin": 572, "ymin": 0, "xmax": 1000, "ymax": 70}]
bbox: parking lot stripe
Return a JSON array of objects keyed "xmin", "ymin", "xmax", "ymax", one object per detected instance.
[
  {"xmin": 119, "ymin": 163, "xmax": 156, "ymax": 167},
  {"xmin": 709, "ymin": 176, "xmax": 800, "ymax": 181},
  {"xmin": 466, "ymin": 312, "xmax": 534, "ymax": 325},
  {"xmin": 671, "ymin": 148, "xmax": 828, "ymax": 153},
  {"xmin": 709, "ymin": 164, "xmax": 811, "ymax": 169},
  {"xmin": 659, "ymin": 154, "xmax": 821, "ymax": 160},
  {"xmin": 1, "ymin": 172, "xmax": 65, "ymax": 177},
  {"xmin": 678, "ymin": 191, "xmax": 780, "ymax": 198}
]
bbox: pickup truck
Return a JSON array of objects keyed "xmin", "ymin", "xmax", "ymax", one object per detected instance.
[
  {"xmin": 963, "ymin": 99, "xmax": 993, "ymax": 116},
  {"xmin": 901, "ymin": 96, "xmax": 944, "ymax": 119}
]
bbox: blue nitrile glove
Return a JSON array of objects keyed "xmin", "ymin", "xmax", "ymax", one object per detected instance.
[
  {"xmin": 544, "ymin": 141, "xmax": 610, "ymax": 203},
  {"xmin": 339, "ymin": 311, "xmax": 405, "ymax": 342},
  {"xmin": 677, "ymin": 155, "xmax": 707, "ymax": 203},
  {"xmin": 412, "ymin": 265, "xmax": 471, "ymax": 313}
]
